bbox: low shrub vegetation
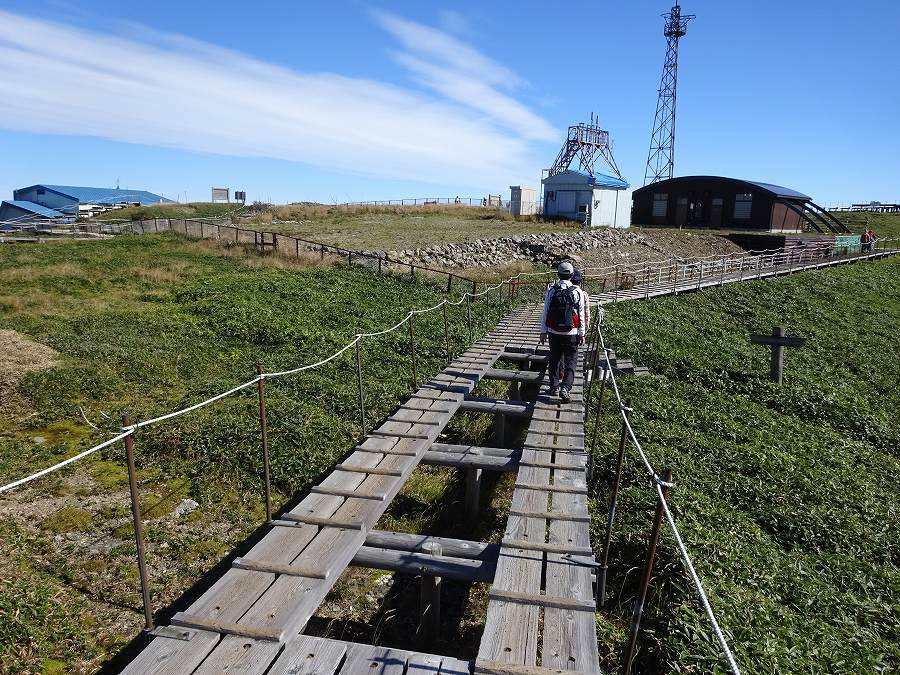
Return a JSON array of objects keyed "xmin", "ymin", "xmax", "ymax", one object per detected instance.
[
  {"xmin": 590, "ymin": 255, "xmax": 900, "ymax": 673},
  {"xmin": 0, "ymin": 233, "xmax": 514, "ymax": 672}
]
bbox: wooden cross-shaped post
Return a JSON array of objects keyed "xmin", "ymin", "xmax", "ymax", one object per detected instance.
[{"xmin": 750, "ymin": 326, "xmax": 807, "ymax": 384}]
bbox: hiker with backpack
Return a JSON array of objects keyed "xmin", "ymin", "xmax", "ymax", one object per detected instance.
[{"xmin": 540, "ymin": 261, "xmax": 587, "ymax": 402}]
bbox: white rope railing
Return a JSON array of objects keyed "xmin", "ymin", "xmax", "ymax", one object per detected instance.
[
  {"xmin": 596, "ymin": 329, "xmax": 741, "ymax": 675},
  {"xmin": 0, "ymin": 266, "xmax": 542, "ymax": 495},
  {"xmin": 2, "ymin": 238, "xmax": 894, "ymax": 496}
]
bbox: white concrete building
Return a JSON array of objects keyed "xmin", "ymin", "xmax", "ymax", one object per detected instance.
[
  {"xmin": 541, "ymin": 170, "xmax": 629, "ymax": 228},
  {"xmin": 508, "ymin": 186, "xmax": 537, "ymax": 216}
]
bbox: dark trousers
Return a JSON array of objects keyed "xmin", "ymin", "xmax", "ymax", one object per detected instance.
[{"xmin": 548, "ymin": 333, "xmax": 578, "ymax": 391}]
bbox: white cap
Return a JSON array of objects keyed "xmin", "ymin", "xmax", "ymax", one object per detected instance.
[{"xmin": 557, "ymin": 261, "xmax": 574, "ymax": 276}]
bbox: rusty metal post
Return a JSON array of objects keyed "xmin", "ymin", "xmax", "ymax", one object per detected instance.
[
  {"xmin": 644, "ymin": 265, "xmax": 650, "ymax": 299},
  {"xmin": 407, "ymin": 314, "xmax": 418, "ymax": 390},
  {"xmin": 255, "ymin": 364, "xmax": 273, "ymax": 522},
  {"xmin": 622, "ymin": 467, "xmax": 673, "ymax": 675},
  {"xmin": 446, "ymin": 275, "xmax": 453, "ymax": 293},
  {"xmin": 598, "ymin": 400, "xmax": 630, "ymax": 607},
  {"xmin": 587, "ymin": 359, "xmax": 610, "ymax": 488},
  {"xmin": 122, "ymin": 416, "xmax": 153, "ymax": 632},
  {"xmin": 348, "ymin": 251, "xmax": 353, "ymax": 267},
  {"xmin": 697, "ymin": 260, "xmax": 703, "ymax": 290},
  {"xmin": 466, "ymin": 294, "xmax": 474, "ymax": 343},
  {"xmin": 719, "ymin": 255, "xmax": 727, "ymax": 286},
  {"xmin": 354, "ymin": 337, "xmax": 366, "ymax": 436},
  {"xmin": 410, "ymin": 264, "xmax": 415, "ymax": 282},
  {"xmin": 320, "ymin": 243, "xmax": 325, "ymax": 260},
  {"xmin": 442, "ymin": 302, "xmax": 451, "ymax": 364}
]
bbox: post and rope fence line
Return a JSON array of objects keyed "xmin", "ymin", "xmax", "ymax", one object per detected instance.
[
  {"xmin": 1, "ymin": 228, "xmax": 895, "ymax": 665},
  {"xmin": 0, "ymin": 267, "xmax": 547, "ymax": 634},
  {"xmin": 81, "ymin": 217, "xmax": 478, "ymax": 295},
  {"xmin": 588, "ymin": 323, "xmax": 743, "ymax": 675}
]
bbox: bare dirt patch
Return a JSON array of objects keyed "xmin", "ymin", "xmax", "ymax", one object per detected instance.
[{"xmin": 0, "ymin": 329, "xmax": 59, "ymax": 417}]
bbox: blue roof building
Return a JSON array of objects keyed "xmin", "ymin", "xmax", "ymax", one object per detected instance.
[
  {"xmin": 541, "ymin": 170, "xmax": 630, "ymax": 227},
  {"xmin": 0, "ymin": 200, "xmax": 70, "ymax": 228},
  {"xmin": 12, "ymin": 184, "xmax": 173, "ymax": 215}
]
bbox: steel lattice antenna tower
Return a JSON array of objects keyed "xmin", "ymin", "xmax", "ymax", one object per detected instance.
[
  {"xmin": 643, "ymin": 2, "xmax": 695, "ymax": 186},
  {"xmin": 548, "ymin": 113, "xmax": 623, "ymax": 180}
]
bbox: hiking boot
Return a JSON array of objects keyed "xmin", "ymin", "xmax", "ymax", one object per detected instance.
[
  {"xmin": 559, "ymin": 388, "xmax": 571, "ymax": 402},
  {"xmin": 548, "ymin": 387, "xmax": 559, "ymax": 397}
]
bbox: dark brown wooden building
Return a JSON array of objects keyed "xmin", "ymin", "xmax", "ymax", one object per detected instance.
[{"xmin": 631, "ymin": 176, "xmax": 848, "ymax": 233}]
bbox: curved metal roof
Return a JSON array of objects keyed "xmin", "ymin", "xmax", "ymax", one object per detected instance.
[{"xmin": 633, "ymin": 176, "xmax": 810, "ymax": 200}]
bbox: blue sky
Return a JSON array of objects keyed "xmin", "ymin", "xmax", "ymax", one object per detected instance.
[{"xmin": 0, "ymin": 0, "xmax": 897, "ymax": 206}]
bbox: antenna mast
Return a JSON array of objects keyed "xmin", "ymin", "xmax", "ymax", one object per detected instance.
[{"xmin": 643, "ymin": 2, "xmax": 695, "ymax": 186}]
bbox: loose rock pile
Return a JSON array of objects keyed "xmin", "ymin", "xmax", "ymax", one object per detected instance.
[{"xmin": 373, "ymin": 229, "xmax": 648, "ymax": 269}]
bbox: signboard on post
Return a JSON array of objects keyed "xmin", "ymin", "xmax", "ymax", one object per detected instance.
[
  {"xmin": 235, "ymin": 191, "xmax": 246, "ymax": 205},
  {"xmin": 211, "ymin": 187, "xmax": 230, "ymax": 203},
  {"xmin": 750, "ymin": 326, "xmax": 807, "ymax": 384}
]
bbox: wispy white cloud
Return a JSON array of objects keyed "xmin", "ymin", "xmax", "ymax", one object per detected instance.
[
  {"xmin": 0, "ymin": 10, "xmax": 553, "ymax": 188},
  {"xmin": 437, "ymin": 9, "xmax": 475, "ymax": 38},
  {"xmin": 372, "ymin": 10, "xmax": 556, "ymax": 142}
]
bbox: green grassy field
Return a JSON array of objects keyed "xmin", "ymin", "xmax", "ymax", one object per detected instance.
[
  {"xmin": 830, "ymin": 210, "xmax": 900, "ymax": 238},
  {"xmin": 590, "ymin": 255, "xmax": 900, "ymax": 673},
  {"xmin": 0, "ymin": 234, "xmax": 515, "ymax": 673},
  {"xmin": 94, "ymin": 202, "xmax": 579, "ymax": 252}
]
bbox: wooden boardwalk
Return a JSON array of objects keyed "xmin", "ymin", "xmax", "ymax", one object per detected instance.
[
  {"xmin": 592, "ymin": 246, "xmax": 898, "ymax": 305},
  {"xmin": 123, "ymin": 305, "xmax": 601, "ymax": 674}
]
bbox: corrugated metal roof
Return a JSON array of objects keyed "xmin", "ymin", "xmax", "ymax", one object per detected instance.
[
  {"xmin": 17, "ymin": 184, "xmax": 174, "ymax": 205},
  {"xmin": 2, "ymin": 200, "xmax": 66, "ymax": 218},
  {"xmin": 543, "ymin": 170, "xmax": 629, "ymax": 190}
]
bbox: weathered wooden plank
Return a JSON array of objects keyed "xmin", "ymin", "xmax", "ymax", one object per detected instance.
[
  {"xmin": 191, "ymin": 634, "xmax": 282, "ymax": 675},
  {"xmin": 309, "ymin": 485, "xmax": 387, "ymax": 501},
  {"xmin": 507, "ymin": 508, "xmax": 589, "ymax": 523},
  {"xmin": 335, "ymin": 463, "xmax": 403, "ymax": 476},
  {"xmin": 169, "ymin": 613, "xmax": 282, "ymax": 641},
  {"xmin": 119, "ymin": 629, "xmax": 221, "ymax": 675},
  {"xmin": 513, "ymin": 482, "xmax": 586, "ymax": 494},
  {"xmin": 501, "ymin": 539, "xmax": 592, "ymax": 556},
  {"xmin": 338, "ymin": 642, "xmax": 408, "ymax": 674},
  {"xmin": 423, "ymin": 450, "xmax": 519, "ymax": 472},
  {"xmin": 351, "ymin": 545, "xmax": 495, "ymax": 582},
  {"xmin": 277, "ymin": 513, "xmax": 365, "ymax": 530},
  {"xmin": 474, "ymin": 660, "xmax": 594, "ymax": 675},
  {"xmin": 232, "ymin": 557, "xmax": 329, "ymax": 579},
  {"xmin": 266, "ymin": 635, "xmax": 347, "ymax": 675}
]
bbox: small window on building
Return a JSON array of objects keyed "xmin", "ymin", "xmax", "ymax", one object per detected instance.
[
  {"xmin": 734, "ymin": 193, "xmax": 752, "ymax": 219},
  {"xmin": 652, "ymin": 193, "xmax": 668, "ymax": 218}
]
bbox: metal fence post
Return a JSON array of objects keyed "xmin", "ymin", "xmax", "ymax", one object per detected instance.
[
  {"xmin": 442, "ymin": 302, "xmax": 451, "ymax": 364},
  {"xmin": 466, "ymin": 294, "xmax": 474, "ymax": 343},
  {"xmin": 597, "ymin": 399, "xmax": 630, "ymax": 607},
  {"xmin": 255, "ymin": 364, "xmax": 273, "ymax": 522},
  {"xmin": 354, "ymin": 337, "xmax": 366, "ymax": 437},
  {"xmin": 408, "ymin": 314, "xmax": 418, "ymax": 390},
  {"xmin": 588, "ymin": 354, "xmax": 610, "ymax": 488},
  {"xmin": 122, "ymin": 416, "xmax": 153, "ymax": 632},
  {"xmin": 622, "ymin": 467, "xmax": 673, "ymax": 675}
]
